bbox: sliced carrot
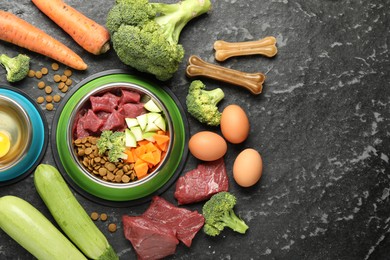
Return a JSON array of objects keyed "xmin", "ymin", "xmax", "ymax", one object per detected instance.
[
  {"xmin": 124, "ymin": 149, "xmax": 135, "ymax": 163},
  {"xmin": 153, "ymin": 133, "xmax": 170, "ymax": 146},
  {"xmin": 134, "ymin": 145, "xmax": 147, "ymax": 158},
  {"xmin": 137, "ymin": 140, "xmax": 150, "ymax": 146},
  {"xmin": 31, "ymin": 0, "xmax": 110, "ymax": 55},
  {"xmin": 145, "ymin": 142, "xmax": 158, "ymax": 153},
  {"xmin": 152, "ymin": 149, "xmax": 162, "ymax": 165},
  {"xmin": 0, "ymin": 11, "xmax": 87, "ymax": 70},
  {"xmin": 140, "ymin": 152, "xmax": 155, "ymax": 165},
  {"xmin": 156, "ymin": 141, "xmax": 169, "ymax": 152},
  {"xmin": 134, "ymin": 162, "xmax": 148, "ymax": 179}
]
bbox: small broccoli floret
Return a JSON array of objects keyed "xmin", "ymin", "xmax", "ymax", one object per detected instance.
[
  {"xmin": 202, "ymin": 192, "xmax": 249, "ymax": 237},
  {"xmin": 97, "ymin": 130, "xmax": 127, "ymax": 163},
  {"xmin": 106, "ymin": 0, "xmax": 211, "ymax": 81},
  {"xmin": 186, "ymin": 80, "xmax": 225, "ymax": 126},
  {"xmin": 0, "ymin": 54, "xmax": 30, "ymax": 82}
]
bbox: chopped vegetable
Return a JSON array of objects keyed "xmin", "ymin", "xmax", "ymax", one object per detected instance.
[
  {"xmin": 0, "ymin": 53, "xmax": 30, "ymax": 82},
  {"xmin": 0, "ymin": 10, "xmax": 87, "ymax": 70},
  {"xmin": 186, "ymin": 80, "xmax": 225, "ymax": 126},
  {"xmin": 106, "ymin": 0, "xmax": 212, "ymax": 81},
  {"xmin": 97, "ymin": 130, "xmax": 127, "ymax": 162},
  {"xmin": 0, "ymin": 195, "xmax": 87, "ymax": 260},
  {"xmin": 32, "ymin": 0, "xmax": 110, "ymax": 55},
  {"xmin": 34, "ymin": 164, "xmax": 119, "ymax": 259},
  {"xmin": 202, "ymin": 192, "xmax": 249, "ymax": 236}
]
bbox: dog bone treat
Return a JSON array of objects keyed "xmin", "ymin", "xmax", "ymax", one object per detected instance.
[
  {"xmin": 186, "ymin": 55, "xmax": 265, "ymax": 95},
  {"xmin": 214, "ymin": 36, "xmax": 278, "ymax": 61}
]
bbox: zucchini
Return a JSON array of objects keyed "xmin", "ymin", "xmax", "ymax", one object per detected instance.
[
  {"xmin": 34, "ymin": 164, "xmax": 118, "ymax": 260},
  {"xmin": 0, "ymin": 195, "xmax": 86, "ymax": 260}
]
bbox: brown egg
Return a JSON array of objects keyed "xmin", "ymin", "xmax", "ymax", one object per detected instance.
[
  {"xmin": 188, "ymin": 131, "xmax": 227, "ymax": 161},
  {"xmin": 220, "ymin": 104, "xmax": 250, "ymax": 144},
  {"xmin": 233, "ymin": 148, "xmax": 263, "ymax": 187}
]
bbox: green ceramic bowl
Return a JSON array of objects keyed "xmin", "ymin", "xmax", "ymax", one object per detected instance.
[{"xmin": 52, "ymin": 70, "xmax": 189, "ymax": 206}]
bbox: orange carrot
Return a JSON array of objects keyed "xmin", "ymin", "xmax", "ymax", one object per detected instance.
[
  {"xmin": 32, "ymin": 0, "xmax": 110, "ymax": 55},
  {"xmin": 0, "ymin": 10, "xmax": 87, "ymax": 70},
  {"xmin": 134, "ymin": 162, "xmax": 149, "ymax": 179}
]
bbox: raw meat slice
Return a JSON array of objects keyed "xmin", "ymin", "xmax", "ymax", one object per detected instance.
[
  {"xmin": 81, "ymin": 109, "xmax": 104, "ymax": 133},
  {"xmin": 174, "ymin": 158, "xmax": 229, "ymax": 205},
  {"xmin": 143, "ymin": 196, "xmax": 204, "ymax": 247},
  {"xmin": 118, "ymin": 103, "xmax": 145, "ymax": 119},
  {"xmin": 101, "ymin": 110, "xmax": 125, "ymax": 131},
  {"xmin": 120, "ymin": 89, "xmax": 141, "ymax": 104},
  {"xmin": 90, "ymin": 92, "xmax": 120, "ymax": 113},
  {"xmin": 122, "ymin": 215, "xmax": 179, "ymax": 260}
]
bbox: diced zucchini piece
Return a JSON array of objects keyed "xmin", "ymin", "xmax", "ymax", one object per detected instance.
[
  {"xmin": 125, "ymin": 129, "xmax": 137, "ymax": 147},
  {"xmin": 144, "ymin": 99, "xmax": 161, "ymax": 113},
  {"xmin": 136, "ymin": 114, "xmax": 148, "ymax": 131},
  {"xmin": 145, "ymin": 122, "xmax": 160, "ymax": 132},
  {"xmin": 154, "ymin": 116, "xmax": 166, "ymax": 132},
  {"xmin": 130, "ymin": 126, "xmax": 143, "ymax": 141},
  {"xmin": 125, "ymin": 118, "xmax": 139, "ymax": 128},
  {"xmin": 142, "ymin": 132, "xmax": 157, "ymax": 142}
]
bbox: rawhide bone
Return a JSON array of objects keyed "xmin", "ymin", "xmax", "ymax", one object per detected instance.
[
  {"xmin": 214, "ymin": 36, "xmax": 278, "ymax": 62},
  {"xmin": 186, "ymin": 55, "xmax": 265, "ymax": 95}
]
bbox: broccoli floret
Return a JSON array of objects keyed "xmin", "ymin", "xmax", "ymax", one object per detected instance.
[
  {"xmin": 202, "ymin": 192, "xmax": 249, "ymax": 236},
  {"xmin": 97, "ymin": 130, "xmax": 127, "ymax": 163},
  {"xmin": 0, "ymin": 54, "xmax": 30, "ymax": 82},
  {"xmin": 186, "ymin": 80, "xmax": 225, "ymax": 126},
  {"xmin": 106, "ymin": 0, "xmax": 211, "ymax": 81}
]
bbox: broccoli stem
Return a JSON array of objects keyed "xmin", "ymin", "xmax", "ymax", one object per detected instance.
[
  {"xmin": 222, "ymin": 209, "xmax": 249, "ymax": 234},
  {"xmin": 152, "ymin": 0, "xmax": 211, "ymax": 44},
  {"xmin": 0, "ymin": 54, "xmax": 12, "ymax": 73},
  {"xmin": 207, "ymin": 88, "xmax": 225, "ymax": 106}
]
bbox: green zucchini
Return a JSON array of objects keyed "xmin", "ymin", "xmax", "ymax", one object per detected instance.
[
  {"xmin": 34, "ymin": 164, "xmax": 118, "ymax": 260},
  {"xmin": 0, "ymin": 195, "xmax": 87, "ymax": 260}
]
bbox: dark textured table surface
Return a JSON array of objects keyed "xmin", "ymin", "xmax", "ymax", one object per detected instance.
[{"xmin": 1, "ymin": 0, "xmax": 390, "ymax": 259}]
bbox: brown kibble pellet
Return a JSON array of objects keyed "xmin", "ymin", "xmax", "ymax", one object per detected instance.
[
  {"xmin": 45, "ymin": 86, "xmax": 53, "ymax": 94},
  {"xmin": 90, "ymin": 212, "xmax": 99, "ymax": 221},
  {"xmin": 45, "ymin": 95, "xmax": 53, "ymax": 103},
  {"xmin": 46, "ymin": 103, "xmax": 54, "ymax": 111},
  {"xmin": 64, "ymin": 69, "xmax": 72, "ymax": 77},
  {"xmin": 53, "ymin": 94, "xmax": 61, "ymax": 103},
  {"xmin": 51, "ymin": 63, "xmax": 59, "ymax": 71},
  {"xmin": 108, "ymin": 223, "xmax": 117, "ymax": 233},
  {"xmin": 35, "ymin": 71, "xmax": 43, "ymax": 79},
  {"xmin": 37, "ymin": 81, "xmax": 46, "ymax": 89},
  {"xmin": 121, "ymin": 175, "xmax": 130, "ymax": 183},
  {"xmin": 65, "ymin": 78, "xmax": 73, "ymax": 86},
  {"xmin": 41, "ymin": 67, "xmax": 49, "ymax": 75},
  {"xmin": 53, "ymin": 74, "xmax": 61, "ymax": 82},
  {"xmin": 60, "ymin": 75, "xmax": 68, "ymax": 82},
  {"xmin": 36, "ymin": 96, "xmax": 44, "ymax": 104},
  {"xmin": 28, "ymin": 70, "xmax": 35, "ymax": 77},
  {"xmin": 58, "ymin": 82, "xmax": 65, "ymax": 90},
  {"xmin": 61, "ymin": 85, "xmax": 69, "ymax": 93},
  {"xmin": 100, "ymin": 213, "xmax": 108, "ymax": 222}
]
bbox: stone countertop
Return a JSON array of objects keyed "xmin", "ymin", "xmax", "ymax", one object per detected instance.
[{"xmin": 1, "ymin": 0, "xmax": 390, "ymax": 259}]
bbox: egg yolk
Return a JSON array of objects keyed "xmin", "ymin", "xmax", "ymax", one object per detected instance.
[{"xmin": 0, "ymin": 132, "xmax": 11, "ymax": 158}]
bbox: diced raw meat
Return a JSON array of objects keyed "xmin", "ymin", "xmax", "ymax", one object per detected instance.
[
  {"xmin": 174, "ymin": 158, "xmax": 229, "ymax": 205},
  {"xmin": 122, "ymin": 215, "xmax": 179, "ymax": 260},
  {"xmin": 90, "ymin": 92, "xmax": 120, "ymax": 113},
  {"xmin": 120, "ymin": 89, "xmax": 141, "ymax": 104},
  {"xmin": 96, "ymin": 111, "xmax": 111, "ymax": 121},
  {"xmin": 75, "ymin": 119, "xmax": 90, "ymax": 139},
  {"xmin": 118, "ymin": 103, "xmax": 145, "ymax": 119},
  {"xmin": 101, "ymin": 110, "xmax": 125, "ymax": 131},
  {"xmin": 81, "ymin": 109, "xmax": 104, "ymax": 133},
  {"xmin": 143, "ymin": 196, "xmax": 204, "ymax": 247}
]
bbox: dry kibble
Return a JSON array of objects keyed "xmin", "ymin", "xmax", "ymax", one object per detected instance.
[
  {"xmin": 60, "ymin": 75, "xmax": 68, "ymax": 82},
  {"xmin": 28, "ymin": 70, "xmax": 35, "ymax": 77},
  {"xmin": 61, "ymin": 85, "xmax": 69, "ymax": 93},
  {"xmin": 46, "ymin": 103, "xmax": 54, "ymax": 111},
  {"xmin": 36, "ymin": 96, "xmax": 44, "ymax": 104},
  {"xmin": 45, "ymin": 95, "xmax": 53, "ymax": 103},
  {"xmin": 53, "ymin": 94, "xmax": 61, "ymax": 103},
  {"xmin": 65, "ymin": 78, "xmax": 73, "ymax": 86},
  {"xmin": 41, "ymin": 67, "xmax": 49, "ymax": 75},
  {"xmin": 108, "ymin": 223, "xmax": 117, "ymax": 233},
  {"xmin": 100, "ymin": 213, "xmax": 108, "ymax": 222},
  {"xmin": 58, "ymin": 82, "xmax": 65, "ymax": 90},
  {"xmin": 37, "ymin": 81, "xmax": 45, "ymax": 89},
  {"xmin": 53, "ymin": 74, "xmax": 61, "ymax": 82},
  {"xmin": 90, "ymin": 212, "xmax": 99, "ymax": 221},
  {"xmin": 35, "ymin": 71, "xmax": 43, "ymax": 79},
  {"xmin": 51, "ymin": 62, "xmax": 59, "ymax": 71},
  {"xmin": 63, "ymin": 69, "xmax": 72, "ymax": 77},
  {"xmin": 45, "ymin": 86, "xmax": 53, "ymax": 94}
]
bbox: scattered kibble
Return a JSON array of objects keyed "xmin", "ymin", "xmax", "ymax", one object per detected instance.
[
  {"xmin": 36, "ymin": 96, "xmax": 44, "ymax": 104},
  {"xmin": 100, "ymin": 213, "xmax": 108, "ymax": 222},
  {"xmin": 108, "ymin": 223, "xmax": 117, "ymax": 233},
  {"xmin": 90, "ymin": 212, "xmax": 99, "ymax": 221},
  {"xmin": 28, "ymin": 70, "xmax": 35, "ymax": 77},
  {"xmin": 53, "ymin": 74, "xmax": 61, "ymax": 82},
  {"xmin": 65, "ymin": 78, "xmax": 73, "ymax": 86},
  {"xmin": 35, "ymin": 71, "xmax": 43, "ymax": 79},
  {"xmin": 45, "ymin": 86, "xmax": 53, "ymax": 94},
  {"xmin": 45, "ymin": 103, "xmax": 54, "ymax": 111},
  {"xmin": 37, "ymin": 81, "xmax": 45, "ymax": 89},
  {"xmin": 41, "ymin": 67, "xmax": 49, "ymax": 75},
  {"xmin": 45, "ymin": 95, "xmax": 53, "ymax": 103},
  {"xmin": 64, "ymin": 69, "xmax": 72, "ymax": 77},
  {"xmin": 61, "ymin": 75, "xmax": 68, "ymax": 82},
  {"xmin": 61, "ymin": 85, "xmax": 69, "ymax": 93},
  {"xmin": 51, "ymin": 62, "xmax": 59, "ymax": 71},
  {"xmin": 53, "ymin": 94, "xmax": 61, "ymax": 103}
]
